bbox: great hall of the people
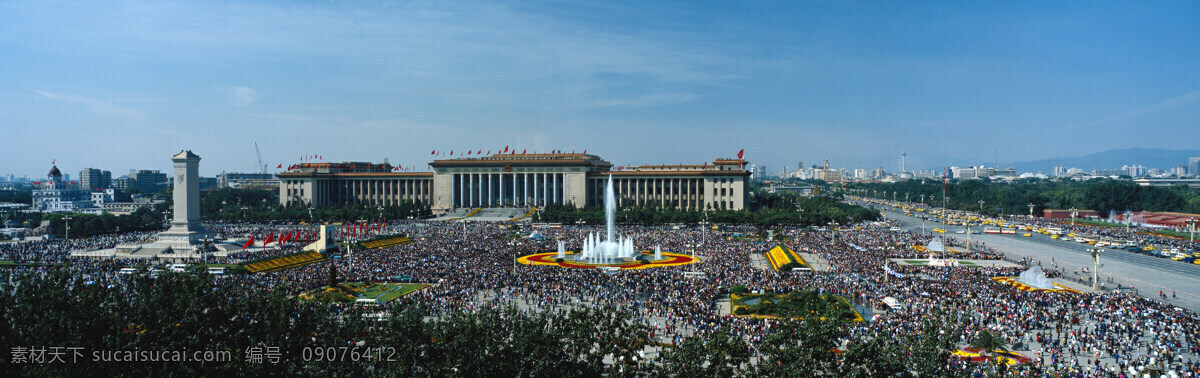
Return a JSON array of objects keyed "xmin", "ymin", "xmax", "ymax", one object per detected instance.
[{"xmin": 278, "ymin": 153, "xmax": 748, "ymax": 212}]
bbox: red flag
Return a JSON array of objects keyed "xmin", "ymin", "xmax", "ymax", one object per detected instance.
[
  {"xmin": 737, "ymin": 149, "xmax": 744, "ymax": 159},
  {"xmin": 487, "ymin": 150, "xmax": 491, "ymax": 155},
  {"xmin": 467, "ymin": 150, "xmax": 472, "ymax": 155},
  {"xmin": 504, "ymin": 145, "xmax": 509, "ymax": 152},
  {"xmin": 431, "ymin": 150, "xmax": 436, "ymax": 155},
  {"xmin": 583, "ymin": 149, "xmax": 587, "ymax": 154},
  {"xmin": 522, "ymin": 149, "xmax": 526, "ymax": 154},
  {"xmin": 242, "ymin": 235, "xmax": 255, "ymax": 250},
  {"xmin": 276, "ymin": 164, "xmax": 282, "ymax": 168},
  {"xmin": 280, "ymin": 231, "xmax": 290, "ymax": 245},
  {"xmin": 264, "ymin": 232, "xmax": 275, "ymax": 245},
  {"xmin": 450, "ymin": 150, "xmax": 454, "ymax": 155}
]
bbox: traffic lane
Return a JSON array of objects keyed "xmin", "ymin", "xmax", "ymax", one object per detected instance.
[
  {"xmin": 880, "ymin": 207, "xmax": 1200, "ymax": 276},
  {"xmin": 881, "ymin": 207, "xmax": 1200, "ymax": 299},
  {"xmin": 975, "ymin": 233, "xmax": 1200, "ymax": 278}
]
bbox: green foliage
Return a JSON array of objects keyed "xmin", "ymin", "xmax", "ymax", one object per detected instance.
[
  {"xmin": 732, "ymin": 290, "xmax": 858, "ymax": 321},
  {"xmin": 850, "ymin": 177, "xmax": 1200, "ymax": 215},
  {"xmin": 729, "ymin": 285, "xmax": 748, "ymax": 295},
  {"xmin": 0, "ymin": 189, "xmax": 32, "ymax": 204},
  {"xmin": 536, "ymin": 194, "xmax": 878, "ymax": 227},
  {"xmin": 661, "ymin": 330, "xmax": 751, "ymax": 376},
  {"xmin": 41, "ymin": 206, "xmax": 167, "ymax": 238},
  {"xmin": 969, "ymin": 330, "xmax": 1010, "ymax": 360},
  {"xmin": 199, "ymin": 187, "xmax": 432, "ymax": 222}
]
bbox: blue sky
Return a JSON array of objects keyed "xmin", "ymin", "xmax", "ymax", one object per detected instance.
[{"xmin": 2, "ymin": 0, "xmax": 1198, "ymax": 178}]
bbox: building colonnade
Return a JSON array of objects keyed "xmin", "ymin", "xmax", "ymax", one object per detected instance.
[{"xmin": 451, "ymin": 172, "xmax": 566, "ymax": 208}]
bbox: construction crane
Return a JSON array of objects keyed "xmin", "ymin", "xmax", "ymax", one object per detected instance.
[{"xmin": 255, "ymin": 142, "xmax": 266, "ymax": 175}]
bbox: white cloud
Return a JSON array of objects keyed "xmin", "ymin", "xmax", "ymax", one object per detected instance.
[
  {"xmin": 229, "ymin": 86, "xmax": 258, "ymax": 106},
  {"xmin": 33, "ymin": 90, "xmax": 145, "ymax": 121}
]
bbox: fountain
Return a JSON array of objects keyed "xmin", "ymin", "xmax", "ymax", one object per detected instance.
[
  {"xmin": 557, "ymin": 241, "xmax": 566, "ymax": 259},
  {"xmin": 654, "ymin": 245, "xmax": 662, "ymax": 260},
  {"xmin": 577, "ymin": 175, "xmax": 638, "ymax": 263},
  {"xmin": 1016, "ymin": 265, "xmax": 1056, "ymax": 290},
  {"xmin": 926, "ymin": 238, "xmax": 945, "ymax": 252}
]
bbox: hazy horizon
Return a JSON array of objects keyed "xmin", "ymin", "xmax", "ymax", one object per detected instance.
[{"xmin": 3, "ymin": 1, "xmax": 1198, "ymax": 177}]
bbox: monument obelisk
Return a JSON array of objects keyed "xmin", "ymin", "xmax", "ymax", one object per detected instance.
[{"xmin": 155, "ymin": 150, "xmax": 214, "ymax": 252}]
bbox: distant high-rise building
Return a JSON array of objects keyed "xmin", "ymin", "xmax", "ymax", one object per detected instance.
[
  {"xmin": 1190, "ymin": 157, "xmax": 1200, "ymax": 175},
  {"xmin": 854, "ymin": 167, "xmax": 866, "ymax": 179},
  {"xmin": 1172, "ymin": 165, "xmax": 1188, "ymax": 177},
  {"xmin": 79, "ymin": 168, "xmax": 112, "ymax": 191},
  {"xmin": 129, "ymin": 170, "xmax": 167, "ymax": 194},
  {"xmin": 1122, "ymin": 165, "xmax": 1147, "ymax": 177},
  {"xmin": 1054, "ymin": 165, "xmax": 1067, "ymax": 177},
  {"xmin": 112, "ymin": 176, "xmax": 131, "ymax": 191}
]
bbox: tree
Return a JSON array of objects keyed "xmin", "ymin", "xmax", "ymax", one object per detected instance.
[
  {"xmin": 969, "ymin": 330, "xmax": 1010, "ymax": 363},
  {"xmin": 661, "ymin": 330, "xmax": 751, "ymax": 376}
]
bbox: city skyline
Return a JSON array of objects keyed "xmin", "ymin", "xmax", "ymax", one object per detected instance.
[{"xmin": 2, "ymin": 1, "xmax": 1198, "ymax": 177}]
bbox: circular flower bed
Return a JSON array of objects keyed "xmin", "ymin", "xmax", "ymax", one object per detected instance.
[{"xmin": 517, "ymin": 251, "xmax": 698, "ymax": 270}]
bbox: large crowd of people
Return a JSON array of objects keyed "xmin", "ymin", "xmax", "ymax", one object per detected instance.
[{"xmin": 5, "ymin": 204, "xmax": 1200, "ymax": 376}]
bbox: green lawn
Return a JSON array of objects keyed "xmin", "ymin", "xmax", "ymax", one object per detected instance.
[
  {"xmin": 0, "ymin": 261, "xmax": 60, "ymax": 267},
  {"xmin": 1068, "ymin": 219, "xmax": 1128, "ymax": 228},
  {"xmin": 347, "ymin": 282, "xmax": 429, "ymax": 303},
  {"xmin": 1144, "ymin": 229, "xmax": 1197, "ymax": 240}
]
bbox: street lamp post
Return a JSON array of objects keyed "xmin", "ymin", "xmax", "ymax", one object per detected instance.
[
  {"xmin": 978, "ymin": 199, "xmax": 985, "ymax": 214},
  {"xmin": 920, "ymin": 194, "xmax": 926, "ymax": 207},
  {"xmin": 1186, "ymin": 219, "xmax": 1198, "ymax": 244},
  {"xmin": 1070, "ymin": 207, "xmax": 1078, "ymax": 226},
  {"xmin": 1089, "ymin": 247, "xmax": 1102, "ymax": 290},
  {"xmin": 63, "ymin": 216, "xmax": 72, "ymax": 241},
  {"xmin": 1028, "ymin": 203, "xmax": 1035, "ymax": 218}
]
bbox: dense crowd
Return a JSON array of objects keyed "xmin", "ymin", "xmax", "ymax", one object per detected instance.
[{"xmin": 6, "ymin": 208, "xmax": 1200, "ymax": 375}]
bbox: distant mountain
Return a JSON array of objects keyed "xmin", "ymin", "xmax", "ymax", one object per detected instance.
[{"xmin": 1005, "ymin": 148, "xmax": 1200, "ymax": 174}]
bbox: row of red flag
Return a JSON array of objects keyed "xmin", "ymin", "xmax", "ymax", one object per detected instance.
[
  {"xmin": 431, "ymin": 146, "xmax": 586, "ymax": 157},
  {"xmin": 240, "ymin": 222, "xmax": 390, "ymax": 251},
  {"xmin": 267, "ymin": 148, "xmax": 744, "ymax": 171}
]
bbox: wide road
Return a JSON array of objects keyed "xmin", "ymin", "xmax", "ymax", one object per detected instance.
[{"xmin": 870, "ymin": 203, "xmax": 1200, "ymax": 311}]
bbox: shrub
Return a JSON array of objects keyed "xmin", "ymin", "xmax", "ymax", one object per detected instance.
[
  {"xmin": 730, "ymin": 285, "xmax": 748, "ymax": 295},
  {"xmin": 555, "ymin": 258, "xmax": 565, "ymax": 263}
]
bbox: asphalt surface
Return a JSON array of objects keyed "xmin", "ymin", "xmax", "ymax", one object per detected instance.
[{"xmin": 874, "ymin": 205, "xmax": 1200, "ymax": 311}]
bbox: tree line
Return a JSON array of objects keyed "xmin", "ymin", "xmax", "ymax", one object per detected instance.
[
  {"xmin": 847, "ymin": 178, "xmax": 1200, "ymax": 216},
  {"xmin": 199, "ymin": 188, "xmax": 433, "ymax": 223},
  {"xmin": 0, "ymin": 268, "xmax": 982, "ymax": 377},
  {"xmin": 536, "ymin": 193, "xmax": 879, "ymax": 228}
]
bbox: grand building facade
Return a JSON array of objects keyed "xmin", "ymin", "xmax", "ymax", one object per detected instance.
[
  {"xmin": 278, "ymin": 153, "xmax": 748, "ymax": 212},
  {"xmin": 32, "ymin": 166, "xmax": 94, "ymax": 212}
]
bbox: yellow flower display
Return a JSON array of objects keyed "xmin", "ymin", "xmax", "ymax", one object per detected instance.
[
  {"xmin": 517, "ymin": 251, "xmax": 698, "ymax": 269},
  {"xmin": 245, "ymin": 252, "xmax": 325, "ymax": 273},
  {"xmin": 361, "ymin": 236, "xmax": 413, "ymax": 249},
  {"xmin": 991, "ymin": 277, "xmax": 1081, "ymax": 293},
  {"xmin": 764, "ymin": 245, "xmax": 808, "ymax": 271}
]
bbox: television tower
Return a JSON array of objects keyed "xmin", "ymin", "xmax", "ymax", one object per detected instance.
[{"xmin": 901, "ymin": 151, "xmax": 907, "ymax": 174}]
